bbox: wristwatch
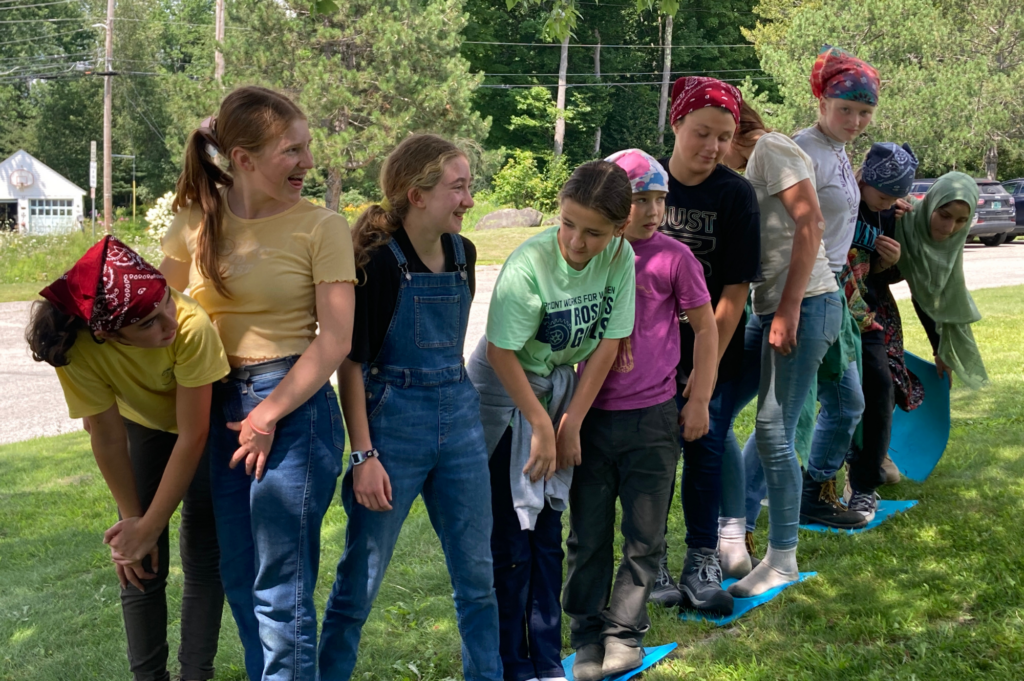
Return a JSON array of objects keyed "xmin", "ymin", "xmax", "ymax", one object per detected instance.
[{"xmin": 350, "ymin": 448, "xmax": 379, "ymax": 466}]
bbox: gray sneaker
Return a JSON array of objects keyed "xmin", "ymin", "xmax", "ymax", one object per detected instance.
[
  {"xmin": 648, "ymin": 552, "xmax": 682, "ymax": 607},
  {"xmin": 847, "ymin": 489, "xmax": 878, "ymax": 523},
  {"xmin": 679, "ymin": 547, "xmax": 734, "ymax": 614}
]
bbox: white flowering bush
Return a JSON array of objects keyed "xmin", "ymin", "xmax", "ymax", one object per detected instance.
[{"xmin": 145, "ymin": 191, "xmax": 177, "ymax": 241}]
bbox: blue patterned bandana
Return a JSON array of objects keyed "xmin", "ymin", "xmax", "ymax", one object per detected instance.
[{"xmin": 862, "ymin": 142, "xmax": 918, "ymax": 198}]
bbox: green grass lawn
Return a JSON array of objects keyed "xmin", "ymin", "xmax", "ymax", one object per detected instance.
[
  {"xmin": 2, "ymin": 287, "xmax": 1023, "ymax": 680},
  {"xmin": 0, "ymin": 282, "xmax": 43, "ymax": 304}
]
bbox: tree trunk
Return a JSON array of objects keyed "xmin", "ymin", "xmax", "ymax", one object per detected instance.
[
  {"xmin": 326, "ymin": 167, "xmax": 343, "ymax": 213},
  {"xmin": 657, "ymin": 14, "xmax": 674, "ymax": 150},
  {"xmin": 593, "ymin": 30, "xmax": 601, "ymax": 158},
  {"xmin": 984, "ymin": 143, "xmax": 998, "ymax": 181},
  {"xmin": 554, "ymin": 34, "xmax": 569, "ymax": 158},
  {"xmin": 214, "ymin": 0, "xmax": 225, "ymax": 84}
]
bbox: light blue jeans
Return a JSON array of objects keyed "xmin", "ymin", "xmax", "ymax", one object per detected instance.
[
  {"xmin": 808, "ymin": 361, "xmax": 865, "ymax": 482},
  {"xmin": 750, "ymin": 291, "xmax": 842, "ymax": 550}
]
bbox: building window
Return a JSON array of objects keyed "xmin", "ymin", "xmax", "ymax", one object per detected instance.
[{"xmin": 29, "ymin": 199, "xmax": 73, "ymax": 216}]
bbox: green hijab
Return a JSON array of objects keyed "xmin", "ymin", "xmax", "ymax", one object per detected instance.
[{"xmin": 894, "ymin": 171, "xmax": 988, "ymax": 389}]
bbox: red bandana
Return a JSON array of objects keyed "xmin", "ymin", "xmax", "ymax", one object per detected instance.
[
  {"xmin": 40, "ymin": 236, "xmax": 167, "ymax": 333},
  {"xmin": 669, "ymin": 76, "xmax": 742, "ymax": 127}
]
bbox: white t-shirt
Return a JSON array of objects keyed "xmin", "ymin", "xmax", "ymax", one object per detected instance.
[
  {"xmin": 793, "ymin": 125, "xmax": 861, "ymax": 271},
  {"xmin": 745, "ymin": 133, "xmax": 838, "ymax": 316}
]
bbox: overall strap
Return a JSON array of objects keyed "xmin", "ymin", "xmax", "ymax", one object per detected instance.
[
  {"xmin": 448, "ymin": 234, "xmax": 468, "ymax": 280},
  {"xmin": 387, "ymin": 238, "xmax": 411, "ymax": 281}
]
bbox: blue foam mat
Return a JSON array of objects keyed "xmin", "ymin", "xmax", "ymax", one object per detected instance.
[
  {"xmin": 888, "ymin": 352, "xmax": 950, "ymax": 482},
  {"xmin": 678, "ymin": 572, "xmax": 816, "ymax": 626},
  {"xmin": 562, "ymin": 642, "xmax": 677, "ymax": 681},
  {"xmin": 800, "ymin": 499, "xmax": 918, "ymax": 534}
]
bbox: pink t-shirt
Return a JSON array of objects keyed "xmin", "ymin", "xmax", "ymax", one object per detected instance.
[{"xmin": 587, "ymin": 231, "xmax": 710, "ymax": 411}]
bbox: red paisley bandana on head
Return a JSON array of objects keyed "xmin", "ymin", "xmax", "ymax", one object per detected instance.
[
  {"xmin": 669, "ymin": 76, "xmax": 742, "ymax": 127},
  {"xmin": 809, "ymin": 45, "xmax": 879, "ymax": 106},
  {"xmin": 40, "ymin": 235, "xmax": 167, "ymax": 333}
]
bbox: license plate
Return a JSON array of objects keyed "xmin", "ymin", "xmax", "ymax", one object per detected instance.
[{"xmin": 993, "ymin": 201, "xmax": 1002, "ymax": 209}]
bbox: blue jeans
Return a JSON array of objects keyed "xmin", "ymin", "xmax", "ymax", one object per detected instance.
[
  {"xmin": 318, "ymin": 374, "xmax": 502, "ymax": 681},
  {"xmin": 751, "ymin": 292, "xmax": 842, "ymax": 550},
  {"xmin": 209, "ymin": 363, "xmax": 344, "ymax": 681},
  {"xmin": 676, "ymin": 377, "xmax": 742, "ymax": 550},
  {"xmin": 720, "ymin": 313, "xmax": 762, "ymax": 520},
  {"xmin": 808, "ymin": 361, "xmax": 864, "ymax": 482}
]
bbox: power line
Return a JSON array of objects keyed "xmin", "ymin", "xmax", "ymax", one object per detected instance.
[
  {"xmin": 0, "ymin": 28, "xmax": 94, "ymax": 47},
  {"xmin": 0, "ymin": 17, "xmax": 86, "ymax": 23},
  {"xmin": 483, "ymin": 68, "xmax": 763, "ymax": 77},
  {"xmin": 123, "ymin": 76, "xmax": 166, "ymax": 141},
  {"xmin": 0, "ymin": 0, "xmax": 76, "ymax": 10},
  {"xmin": 478, "ymin": 76, "xmax": 774, "ymax": 89},
  {"xmin": 464, "ymin": 41, "xmax": 754, "ymax": 48},
  {"xmin": 575, "ymin": 1, "xmax": 754, "ymax": 10},
  {"xmin": 0, "ymin": 50, "xmax": 92, "ymax": 63}
]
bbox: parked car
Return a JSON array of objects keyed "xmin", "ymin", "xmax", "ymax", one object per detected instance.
[
  {"xmin": 972, "ymin": 179, "xmax": 1016, "ymax": 246},
  {"xmin": 1001, "ymin": 178, "xmax": 1024, "ymax": 241},
  {"xmin": 910, "ymin": 179, "xmax": 937, "ymax": 200}
]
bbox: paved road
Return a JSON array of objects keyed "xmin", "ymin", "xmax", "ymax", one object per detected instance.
[{"xmin": 2, "ymin": 242, "xmax": 1022, "ymax": 445}]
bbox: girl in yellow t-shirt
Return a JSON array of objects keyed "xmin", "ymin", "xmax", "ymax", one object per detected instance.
[
  {"xmin": 27, "ymin": 236, "xmax": 230, "ymax": 681},
  {"xmin": 159, "ymin": 86, "xmax": 356, "ymax": 680}
]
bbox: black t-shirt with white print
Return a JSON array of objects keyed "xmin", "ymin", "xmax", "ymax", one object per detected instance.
[{"xmin": 658, "ymin": 161, "xmax": 762, "ymax": 383}]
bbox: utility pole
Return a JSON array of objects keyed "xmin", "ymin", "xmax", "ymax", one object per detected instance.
[
  {"xmin": 657, "ymin": 14, "xmax": 674, "ymax": 149},
  {"xmin": 89, "ymin": 141, "xmax": 97, "ymax": 237},
  {"xmin": 102, "ymin": 0, "xmax": 114, "ymax": 233},
  {"xmin": 214, "ymin": 0, "xmax": 225, "ymax": 84},
  {"xmin": 593, "ymin": 30, "xmax": 602, "ymax": 158},
  {"xmin": 553, "ymin": 34, "xmax": 569, "ymax": 158}
]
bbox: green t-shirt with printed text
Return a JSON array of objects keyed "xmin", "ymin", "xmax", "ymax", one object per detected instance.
[{"xmin": 486, "ymin": 227, "xmax": 636, "ymax": 377}]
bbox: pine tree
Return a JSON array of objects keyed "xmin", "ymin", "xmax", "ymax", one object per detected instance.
[{"xmin": 227, "ymin": 0, "xmax": 489, "ymax": 209}]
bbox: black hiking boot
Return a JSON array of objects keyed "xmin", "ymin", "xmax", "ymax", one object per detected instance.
[{"xmin": 800, "ymin": 470, "xmax": 868, "ymax": 529}]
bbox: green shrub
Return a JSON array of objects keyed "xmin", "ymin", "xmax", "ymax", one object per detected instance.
[{"xmin": 489, "ymin": 149, "xmax": 569, "ymax": 213}]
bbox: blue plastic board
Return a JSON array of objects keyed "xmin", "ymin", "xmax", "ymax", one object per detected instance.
[
  {"xmin": 678, "ymin": 572, "xmax": 816, "ymax": 626},
  {"xmin": 562, "ymin": 642, "xmax": 678, "ymax": 681},
  {"xmin": 800, "ymin": 499, "xmax": 919, "ymax": 534},
  {"xmin": 888, "ymin": 352, "xmax": 950, "ymax": 482}
]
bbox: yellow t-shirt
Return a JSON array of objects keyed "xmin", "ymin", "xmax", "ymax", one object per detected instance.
[
  {"xmin": 56, "ymin": 289, "xmax": 230, "ymax": 433},
  {"xmin": 162, "ymin": 196, "xmax": 357, "ymax": 364}
]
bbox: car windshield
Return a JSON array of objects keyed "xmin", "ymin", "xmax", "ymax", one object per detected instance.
[
  {"xmin": 979, "ymin": 183, "xmax": 1003, "ymax": 194},
  {"xmin": 1003, "ymin": 184, "xmax": 1018, "ymax": 194},
  {"xmin": 912, "ymin": 183, "xmax": 932, "ymax": 192}
]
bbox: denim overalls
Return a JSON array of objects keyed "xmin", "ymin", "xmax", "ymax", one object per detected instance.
[{"xmin": 318, "ymin": 236, "xmax": 502, "ymax": 681}]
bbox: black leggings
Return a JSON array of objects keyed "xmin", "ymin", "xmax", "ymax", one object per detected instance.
[
  {"xmin": 846, "ymin": 335, "xmax": 894, "ymax": 494},
  {"xmin": 120, "ymin": 419, "xmax": 223, "ymax": 681}
]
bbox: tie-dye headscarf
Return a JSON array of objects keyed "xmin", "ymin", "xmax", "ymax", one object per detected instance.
[
  {"xmin": 669, "ymin": 76, "xmax": 742, "ymax": 127},
  {"xmin": 810, "ymin": 45, "xmax": 880, "ymax": 106},
  {"xmin": 604, "ymin": 149, "xmax": 669, "ymax": 194}
]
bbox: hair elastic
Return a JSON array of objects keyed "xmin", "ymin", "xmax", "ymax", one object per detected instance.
[{"xmin": 247, "ymin": 414, "xmax": 275, "ymax": 436}]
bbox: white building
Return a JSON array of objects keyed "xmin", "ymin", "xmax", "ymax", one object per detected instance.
[{"xmin": 0, "ymin": 149, "xmax": 86, "ymax": 234}]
